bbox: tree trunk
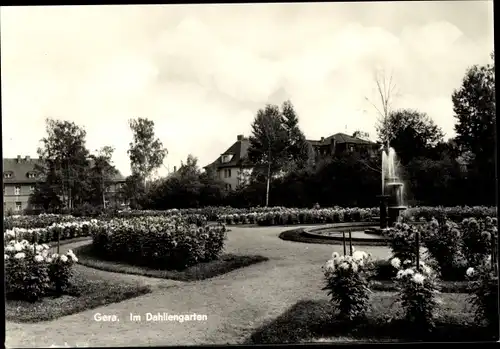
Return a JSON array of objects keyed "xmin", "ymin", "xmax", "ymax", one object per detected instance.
[{"xmin": 266, "ymin": 151, "xmax": 271, "ymax": 207}]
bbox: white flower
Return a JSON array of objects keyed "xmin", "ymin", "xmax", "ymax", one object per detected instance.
[
  {"xmin": 4, "ymin": 254, "xmax": 9, "ymax": 260},
  {"xmin": 42, "ymin": 244, "xmax": 50, "ymax": 250},
  {"xmin": 36, "ymin": 245, "xmax": 43, "ymax": 252},
  {"xmin": 466, "ymin": 267, "xmax": 475, "ymax": 277},
  {"xmin": 14, "ymin": 252, "xmax": 26, "ymax": 259},
  {"xmin": 422, "ymin": 265, "xmax": 432, "ymax": 275},
  {"xmin": 51, "ymin": 253, "xmax": 59, "ymax": 259},
  {"xmin": 46, "ymin": 257, "xmax": 53, "ymax": 263},
  {"xmin": 331, "ymin": 252, "xmax": 339, "ymax": 259},
  {"xmin": 14, "ymin": 243, "xmax": 23, "ymax": 251},
  {"xmin": 60, "ymin": 255, "xmax": 68, "ymax": 262},
  {"xmin": 34, "ymin": 255, "xmax": 44, "ymax": 262},
  {"xmin": 403, "ymin": 260, "xmax": 412, "ymax": 265},
  {"xmin": 5, "ymin": 245, "xmax": 15, "ymax": 252},
  {"xmin": 412, "ymin": 273, "xmax": 425, "ymax": 284},
  {"xmin": 396, "ymin": 270, "xmax": 404, "ymax": 279},
  {"xmin": 352, "ymin": 250, "xmax": 367, "ymax": 261},
  {"xmin": 340, "ymin": 262, "xmax": 349, "ymax": 270},
  {"xmin": 71, "ymin": 255, "xmax": 78, "ymax": 262},
  {"xmin": 324, "ymin": 259, "xmax": 335, "ymax": 271},
  {"xmin": 351, "ymin": 263, "xmax": 359, "ymax": 273},
  {"xmin": 390, "ymin": 258, "xmax": 401, "ymax": 269}
]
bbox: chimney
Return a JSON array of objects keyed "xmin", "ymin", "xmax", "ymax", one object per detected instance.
[
  {"xmin": 17, "ymin": 155, "xmax": 21, "ymax": 163},
  {"xmin": 320, "ymin": 137, "xmax": 325, "ymax": 142},
  {"xmin": 173, "ymin": 166, "xmax": 177, "ymax": 173},
  {"xmin": 237, "ymin": 134, "xmax": 244, "ymax": 141},
  {"xmin": 25, "ymin": 156, "xmax": 31, "ymax": 162}
]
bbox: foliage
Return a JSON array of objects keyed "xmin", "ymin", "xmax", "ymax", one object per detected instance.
[
  {"xmin": 387, "ymin": 223, "xmax": 419, "ymax": 263},
  {"xmin": 4, "ymin": 220, "xmax": 97, "ymax": 244},
  {"xmin": 90, "ymin": 215, "xmax": 226, "ymax": 270},
  {"xmin": 5, "ymin": 240, "xmax": 78, "ymax": 301},
  {"xmin": 421, "ymin": 218, "xmax": 465, "ymax": 280},
  {"xmin": 466, "ymin": 257, "xmax": 499, "ymax": 330},
  {"xmin": 322, "ymin": 250, "xmax": 374, "ymax": 321},
  {"xmin": 391, "ymin": 258, "xmax": 440, "ymax": 332},
  {"xmin": 118, "ymin": 173, "xmax": 146, "ymax": 209},
  {"xmin": 87, "ymin": 146, "xmax": 119, "ymax": 208},
  {"xmin": 128, "ymin": 117, "xmax": 168, "ymax": 187},
  {"xmin": 461, "ymin": 217, "xmax": 498, "ymax": 267},
  {"xmin": 377, "ymin": 109, "xmax": 444, "ymax": 165}
]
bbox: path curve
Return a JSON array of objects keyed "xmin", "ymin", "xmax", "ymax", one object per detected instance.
[{"xmin": 6, "ymin": 225, "xmax": 392, "ymax": 347}]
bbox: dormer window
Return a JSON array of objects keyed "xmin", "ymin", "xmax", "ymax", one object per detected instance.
[
  {"xmin": 3, "ymin": 171, "xmax": 14, "ymax": 179},
  {"xmin": 27, "ymin": 172, "xmax": 38, "ymax": 179},
  {"xmin": 221, "ymin": 154, "xmax": 233, "ymax": 164}
]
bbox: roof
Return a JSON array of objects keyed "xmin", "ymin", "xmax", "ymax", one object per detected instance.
[
  {"xmin": 3, "ymin": 157, "xmax": 125, "ymax": 184},
  {"xmin": 308, "ymin": 133, "xmax": 376, "ymax": 146},
  {"xmin": 204, "ymin": 138, "xmax": 251, "ymax": 170}
]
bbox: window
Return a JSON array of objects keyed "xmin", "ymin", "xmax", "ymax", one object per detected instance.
[
  {"xmin": 105, "ymin": 186, "xmax": 111, "ymax": 192},
  {"xmin": 14, "ymin": 186, "xmax": 21, "ymax": 195},
  {"xmin": 4, "ymin": 172, "xmax": 12, "ymax": 179},
  {"xmin": 221, "ymin": 155, "xmax": 233, "ymax": 164},
  {"xmin": 30, "ymin": 185, "xmax": 35, "ymax": 193},
  {"xmin": 225, "ymin": 183, "xmax": 232, "ymax": 190},
  {"xmin": 224, "ymin": 169, "xmax": 232, "ymax": 178},
  {"xmin": 15, "ymin": 202, "xmax": 22, "ymax": 211}
]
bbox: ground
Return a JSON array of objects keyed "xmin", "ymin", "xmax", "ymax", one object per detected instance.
[{"xmin": 5, "ymin": 225, "xmax": 411, "ymax": 347}]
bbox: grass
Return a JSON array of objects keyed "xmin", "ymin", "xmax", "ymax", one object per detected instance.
[
  {"xmin": 73, "ymin": 243, "xmax": 269, "ymax": 281},
  {"xmin": 280, "ymin": 228, "xmax": 389, "ymax": 246},
  {"xmin": 247, "ymin": 292, "xmax": 498, "ymax": 344},
  {"xmin": 5, "ymin": 265, "xmax": 152, "ymax": 323}
]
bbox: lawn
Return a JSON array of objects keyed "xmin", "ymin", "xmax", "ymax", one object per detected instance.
[
  {"xmin": 247, "ymin": 292, "xmax": 498, "ymax": 343},
  {"xmin": 5, "ymin": 264, "xmax": 152, "ymax": 323},
  {"xmin": 73, "ymin": 243, "xmax": 269, "ymax": 281}
]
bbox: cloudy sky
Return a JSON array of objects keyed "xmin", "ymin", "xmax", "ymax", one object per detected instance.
[{"xmin": 1, "ymin": 2, "xmax": 494, "ymax": 177}]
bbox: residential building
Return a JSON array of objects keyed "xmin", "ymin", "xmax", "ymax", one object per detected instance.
[
  {"xmin": 3, "ymin": 155, "xmax": 126, "ymax": 214},
  {"xmin": 203, "ymin": 135, "xmax": 253, "ymax": 190},
  {"xmin": 204, "ymin": 133, "xmax": 378, "ymax": 190}
]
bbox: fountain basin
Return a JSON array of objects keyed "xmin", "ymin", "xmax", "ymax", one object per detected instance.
[{"xmin": 302, "ymin": 223, "xmax": 390, "ymax": 245}]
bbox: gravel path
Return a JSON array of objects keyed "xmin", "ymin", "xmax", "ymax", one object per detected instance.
[{"xmin": 6, "ymin": 226, "xmax": 391, "ymax": 347}]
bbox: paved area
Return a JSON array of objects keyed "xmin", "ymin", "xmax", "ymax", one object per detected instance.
[{"xmin": 6, "ymin": 225, "xmax": 392, "ymax": 347}]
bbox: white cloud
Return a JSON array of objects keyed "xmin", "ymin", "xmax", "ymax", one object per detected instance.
[{"xmin": 1, "ymin": 3, "xmax": 494, "ymax": 176}]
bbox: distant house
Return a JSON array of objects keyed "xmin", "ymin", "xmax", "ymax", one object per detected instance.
[
  {"xmin": 3, "ymin": 155, "xmax": 126, "ymax": 214},
  {"xmin": 307, "ymin": 133, "xmax": 378, "ymax": 161},
  {"xmin": 203, "ymin": 133, "xmax": 379, "ymax": 190},
  {"xmin": 203, "ymin": 135, "xmax": 253, "ymax": 191}
]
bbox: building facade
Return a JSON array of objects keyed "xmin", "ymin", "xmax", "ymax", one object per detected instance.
[
  {"xmin": 3, "ymin": 155, "xmax": 126, "ymax": 214},
  {"xmin": 203, "ymin": 135, "xmax": 253, "ymax": 190},
  {"xmin": 204, "ymin": 133, "xmax": 378, "ymax": 190}
]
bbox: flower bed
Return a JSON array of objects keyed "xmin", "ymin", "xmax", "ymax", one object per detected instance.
[
  {"xmin": 404, "ymin": 206, "xmax": 497, "ymax": 222},
  {"xmin": 3, "ymin": 213, "xmax": 78, "ymax": 231},
  {"xmin": 5, "ymin": 240, "xmax": 78, "ymax": 301},
  {"xmin": 91, "ymin": 215, "xmax": 227, "ymax": 270}
]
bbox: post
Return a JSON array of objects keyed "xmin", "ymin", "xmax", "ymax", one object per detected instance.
[
  {"xmin": 343, "ymin": 231, "xmax": 347, "ymax": 256},
  {"xmin": 415, "ymin": 230, "xmax": 420, "ymax": 271},
  {"xmin": 349, "ymin": 230, "xmax": 353, "ymax": 256}
]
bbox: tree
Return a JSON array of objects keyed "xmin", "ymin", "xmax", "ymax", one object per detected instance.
[
  {"xmin": 118, "ymin": 173, "xmax": 146, "ymax": 209},
  {"xmin": 452, "ymin": 54, "xmax": 495, "ymax": 168},
  {"xmin": 88, "ymin": 146, "xmax": 118, "ymax": 208},
  {"xmin": 36, "ymin": 118, "xmax": 91, "ymax": 210},
  {"xmin": 28, "ymin": 167, "xmax": 63, "ymax": 213},
  {"xmin": 377, "ymin": 109, "xmax": 444, "ymax": 165},
  {"xmin": 247, "ymin": 104, "xmax": 290, "ymax": 206},
  {"xmin": 281, "ymin": 100, "xmax": 311, "ymax": 170},
  {"xmin": 128, "ymin": 118, "xmax": 168, "ymax": 189}
]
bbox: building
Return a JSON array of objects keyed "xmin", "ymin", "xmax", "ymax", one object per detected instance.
[
  {"xmin": 203, "ymin": 135, "xmax": 253, "ymax": 190},
  {"xmin": 3, "ymin": 155, "xmax": 126, "ymax": 214},
  {"xmin": 204, "ymin": 133, "xmax": 378, "ymax": 190},
  {"xmin": 307, "ymin": 133, "xmax": 379, "ymax": 161}
]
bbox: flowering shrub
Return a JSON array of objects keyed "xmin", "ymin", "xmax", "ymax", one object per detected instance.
[
  {"xmin": 466, "ymin": 257, "xmax": 499, "ymax": 330},
  {"xmin": 421, "ymin": 218, "xmax": 465, "ymax": 280},
  {"xmin": 3, "ymin": 214, "xmax": 77, "ymax": 231},
  {"xmin": 91, "ymin": 215, "xmax": 226, "ymax": 270},
  {"xmin": 387, "ymin": 223, "xmax": 420, "ymax": 262},
  {"xmin": 405, "ymin": 206, "xmax": 497, "ymax": 222},
  {"xmin": 322, "ymin": 250, "xmax": 374, "ymax": 321},
  {"xmin": 4, "ymin": 220, "xmax": 99, "ymax": 244},
  {"xmin": 5, "ymin": 240, "xmax": 78, "ymax": 301},
  {"xmin": 391, "ymin": 258, "xmax": 440, "ymax": 332},
  {"xmin": 461, "ymin": 217, "xmax": 498, "ymax": 267}
]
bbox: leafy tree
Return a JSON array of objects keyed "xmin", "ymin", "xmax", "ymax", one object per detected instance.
[
  {"xmin": 118, "ymin": 173, "xmax": 146, "ymax": 209},
  {"xmin": 248, "ymin": 104, "xmax": 290, "ymax": 206},
  {"xmin": 87, "ymin": 146, "xmax": 119, "ymax": 208},
  {"xmin": 281, "ymin": 100, "xmax": 311, "ymax": 170},
  {"xmin": 128, "ymin": 118, "xmax": 168, "ymax": 189},
  {"xmin": 35, "ymin": 118, "xmax": 91, "ymax": 210},
  {"xmin": 377, "ymin": 109, "xmax": 444, "ymax": 165},
  {"xmin": 28, "ymin": 166, "xmax": 63, "ymax": 213},
  {"xmin": 452, "ymin": 54, "xmax": 495, "ymax": 167}
]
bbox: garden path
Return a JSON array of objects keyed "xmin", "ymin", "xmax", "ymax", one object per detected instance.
[{"xmin": 6, "ymin": 225, "xmax": 391, "ymax": 347}]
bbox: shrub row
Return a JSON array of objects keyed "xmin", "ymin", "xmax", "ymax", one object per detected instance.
[
  {"xmin": 4, "ymin": 221, "xmax": 98, "ymax": 244},
  {"xmin": 91, "ymin": 215, "xmax": 227, "ymax": 270},
  {"xmin": 5, "ymin": 240, "xmax": 78, "ymax": 301},
  {"xmin": 404, "ymin": 206, "xmax": 497, "ymax": 222},
  {"xmin": 3, "ymin": 214, "xmax": 80, "ymax": 231}
]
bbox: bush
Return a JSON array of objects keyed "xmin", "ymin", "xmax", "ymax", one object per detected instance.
[
  {"xmin": 5, "ymin": 240, "xmax": 78, "ymax": 302},
  {"xmin": 421, "ymin": 218, "xmax": 464, "ymax": 280},
  {"xmin": 461, "ymin": 217, "xmax": 498, "ymax": 267},
  {"xmin": 322, "ymin": 250, "xmax": 374, "ymax": 321},
  {"xmin": 466, "ymin": 258, "xmax": 499, "ymax": 330},
  {"xmin": 391, "ymin": 258, "xmax": 440, "ymax": 333},
  {"xmin": 3, "ymin": 214, "xmax": 77, "ymax": 231},
  {"xmin": 387, "ymin": 223, "xmax": 419, "ymax": 262},
  {"xmin": 91, "ymin": 215, "xmax": 226, "ymax": 270}
]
